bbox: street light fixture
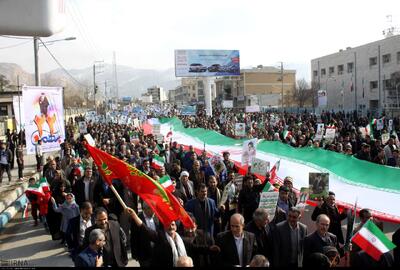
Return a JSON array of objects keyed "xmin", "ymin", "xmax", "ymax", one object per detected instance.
[{"xmin": 34, "ymin": 36, "xmax": 76, "ymax": 86}]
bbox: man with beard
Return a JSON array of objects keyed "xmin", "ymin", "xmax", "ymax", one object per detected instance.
[{"xmin": 83, "ymin": 208, "xmax": 128, "ymax": 267}]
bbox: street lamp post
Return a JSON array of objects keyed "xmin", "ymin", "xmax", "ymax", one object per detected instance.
[{"xmin": 34, "ymin": 36, "xmax": 76, "ymax": 86}]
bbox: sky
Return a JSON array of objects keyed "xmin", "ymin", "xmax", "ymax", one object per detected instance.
[{"xmin": 0, "ymin": 0, "xmax": 399, "ymax": 82}]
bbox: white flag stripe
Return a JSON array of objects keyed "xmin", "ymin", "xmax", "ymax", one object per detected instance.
[{"xmin": 358, "ymin": 227, "xmax": 391, "ymax": 253}]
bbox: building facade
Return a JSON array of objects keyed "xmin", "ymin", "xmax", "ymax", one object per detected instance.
[
  {"xmin": 147, "ymin": 86, "xmax": 167, "ymax": 104},
  {"xmin": 171, "ymin": 78, "xmax": 216, "ymax": 106},
  {"xmin": 311, "ymin": 35, "xmax": 400, "ymax": 115},
  {"xmin": 215, "ymin": 66, "xmax": 296, "ymax": 108}
]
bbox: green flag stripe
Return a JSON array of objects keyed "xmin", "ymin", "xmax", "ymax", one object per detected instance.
[{"xmin": 159, "ymin": 117, "xmax": 400, "ymax": 192}]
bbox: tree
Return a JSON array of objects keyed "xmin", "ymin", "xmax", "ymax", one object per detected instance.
[
  {"xmin": 292, "ymin": 78, "xmax": 314, "ymax": 108},
  {"xmin": 0, "ymin": 74, "xmax": 10, "ymax": 91}
]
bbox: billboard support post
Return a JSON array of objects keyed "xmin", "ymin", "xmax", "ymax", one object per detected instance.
[{"xmin": 205, "ymin": 77, "xmax": 213, "ymax": 116}]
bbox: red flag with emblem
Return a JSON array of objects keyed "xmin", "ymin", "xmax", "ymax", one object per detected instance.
[{"xmin": 84, "ymin": 143, "xmax": 195, "ymax": 229}]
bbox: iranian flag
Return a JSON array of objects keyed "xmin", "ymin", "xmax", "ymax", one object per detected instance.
[
  {"xmin": 152, "ymin": 155, "xmax": 165, "ymax": 170},
  {"xmin": 351, "ymin": 219, "xmax": 396, "ymax": 261},
  {"xmin": 283, "ymin": 130, "xmax": 292, "ymax": 139},
  {"xmin": 25, "ymin": 178, "xmax": 50, "ymax": 197},
  {"xmin": 269, "ymin": 160, "xmax": 280, "ymax": 184},
  {"xmin": 159, "ymin": 175, "xmax": 174, "ymax": 192},
  {"xmin": 262, "ymin": 180, "xmax": 275, "ymax": 192}
]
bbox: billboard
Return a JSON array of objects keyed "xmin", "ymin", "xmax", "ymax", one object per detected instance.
[
  {"xmin": 22, "ymin": 86, "xmax": 65, "ymax": 154},
  {"xmin": 175, "ymin": 50, "xmax": 240, "ymax": 77}
]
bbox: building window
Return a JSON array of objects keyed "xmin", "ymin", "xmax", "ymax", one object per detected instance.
[
  {"xmin": 369, "ymin": 57, "xmax": 377, "ymax": 67},
  {"xmin": 383, "ymin": 54, "xmax": 391, "ymax": 64},
  {"xmin": 321, "ymin": 68, "xmax": 326, "ymax": 77},
  {"xmin": 337, "ymin": 65, "xmax": 344, "ymax": 75},
  {"xmin": 397, "ymin": 52, "xmax": 400, "ymax": 64},
  {"xmin": 313, "ymin": 70, "xmax": 318, "ymax": 77},
  {"xmin": 0, "ymin": 105, "xmax": 8, "ymax": 116},
  {"xmin": 329, "ymin": 67, "xmax": 334, "ymax": 75},
  {"xmin": 347, "ymin": 62, "xmax": 353, "ymax": 73},
  {"xmin": 370, "ymin": 81, "xmax": 378, "ymax": 90},
  {"xmin": 383, "ymin": 79, "xmax": 394, "ymax": 90}
]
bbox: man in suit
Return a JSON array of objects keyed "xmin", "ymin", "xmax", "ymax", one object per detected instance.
[
  {"xmin": 185, "ymin": 184, "xmax": 221, "ymax": 238},
  {"xmin": 303, "ymin": 214, "xmax": 342, "ymax": 265},
  {"xmin": 75, "ymin": 229, "xmax": 105, "ymax": 267},
  {"xmin": 83, "ymin": 207, "xmax": 128, "ymax": 267},
  {"xmin": 73, "ymin": 166, "xmax": 97, "ymax": 207},
  {"xmin": 215, "ymin": 213, "xmax": 258, "ymax": 267},
  {"xmin": 176, "ymin": 171, "xmax": 195, "ymax": 205},
  {"xmin": 245, "ymin": 208, "xmax": 273, "ymax": 263},
  {"xmin": 130, "ymin": 202, "xmax": 163, "ymax": 267},
  {"xmin": 272, "ymin": 207, "xmax": 308, "ymax": 267},
  {"xmin": 66, "ymin": 202, "xmax": 94, "ymax": 260}
]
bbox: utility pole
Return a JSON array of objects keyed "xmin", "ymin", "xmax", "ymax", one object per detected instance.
[
  {"xmin": 93, "ymin": 64, "xmax": 96, "ymax": 113},
  {"xmin": 34, "ymin": 37, "xmax": 40, "ymax": 86},
  {"xmin": 280, "ymin": 62, "xmax": 284, "ymax": 109}
]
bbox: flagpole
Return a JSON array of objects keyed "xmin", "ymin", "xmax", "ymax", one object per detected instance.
[{"xmin": 109, "ymin": 184, "xmax": 127, "ymax": 209}]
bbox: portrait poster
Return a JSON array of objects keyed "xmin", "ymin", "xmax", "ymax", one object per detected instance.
[
  {"xmin": 209, "ymin": 154, "xmax": 227, "ymax": 176},
  {"xmin": 251, "ymin": 158, "xmax": 270, "ymax": 176},
  {"xmin": 235, "ymin": 123, "xmax": 246, "ymax": 137},
  {"xmin": 22, "ymin": 86, "xmax": 65, "ymax": 154},
  {"xmin": 242, "ymin": 138, "xmax": 257, "ymax": 166},
  {"xmin": 309, "ymin": 173, "xmax": 329, "ymax": 200}
]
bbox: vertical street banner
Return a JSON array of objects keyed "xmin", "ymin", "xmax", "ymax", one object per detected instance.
[
  {"xmin": 242, "ymin": 138, "xmax": 257, "ymax": 166},
  {"xmin": 23, "ymin": 86, "xmax": 65, "ymax": 154},
  {"xmin": 12, "ymin": 95, "xmax": 25, "ymax": 133}
]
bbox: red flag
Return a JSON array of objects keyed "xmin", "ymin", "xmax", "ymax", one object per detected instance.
[{"xmin": 84, "ymin": 143, "xmax": 195, "ymax": 229}]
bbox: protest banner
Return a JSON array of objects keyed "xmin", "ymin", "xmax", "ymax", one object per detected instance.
[
  {"xmin": 78, "ymin": 121, "xmax": 87, "ymax": 134},
  {"xmin": 235, "ymin": 123, "xmax": 246, "ymax": 137},
  {"xmin": 251, "ymin": 158, "xmax": 270, "ymax": 176},
  {"xmin": 309, "ymin": 173, "xmax": 329, "ymax": 200},
  {"xmin": 259, "ymin": 191, "xmax": 279, "ymax": 221},
  {"xmin": 324, "ymin": 128, "xmax": 336, "ymax": 143},
  {"xmin": 315, "ymin": 123, "xmax": 324, "ymax": 141},
  {"xmin": 242, "ymin": 138, "xmax": 257, "ymax": 166}
]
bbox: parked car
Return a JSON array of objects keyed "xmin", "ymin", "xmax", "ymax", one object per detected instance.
[
  {"xmin": 207, "ymin": 64, "xmax": 222, "ymax": 72},
  {"xmin": 189, "ymin": 63, "xmax": 207, "ymax": 72}
]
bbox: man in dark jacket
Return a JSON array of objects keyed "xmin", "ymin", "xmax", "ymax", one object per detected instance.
[
  {"xmin": 245, "ymin": 208, "xmax": 273, "ymax": 263},
  {"xmin": 0, "ymin": 141, "xmax": 13, "ymax": 184},
  {"xmin": 272, "ymin": 207, "xmax": 308, "ymax": 267},
  {"xmin": 130, "ymin": 202, "xmax": 163, "ymax": 267},
  {"xmin": 73, "ymin": 166, "xmax": 97, "ymax": 207},
  {"xmin": 311, "ymin": 191, "xmax": 347, "ymax": 244},
  {"xmin": 66, "ymin": 202, "xmax": 94, "ymax": 260},
  {"xmin": 215, "ymin": 213, "xmax": 258, "ymax": 267},
  {"xmin": 75, "ymin": 229, "xmax": 105, "ymax": 267},
  {"xmin": 83, "ymin": 207, "xmax": 128, "ymax": 267},
  {"xmin": 303, "ymin": 214, "xmax": 342, "ymax": 264}
]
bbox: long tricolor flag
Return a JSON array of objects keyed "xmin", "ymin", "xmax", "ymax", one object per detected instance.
[{"xmin": 351, "ymin": 219, "xmax": 396, "ymax": 261}]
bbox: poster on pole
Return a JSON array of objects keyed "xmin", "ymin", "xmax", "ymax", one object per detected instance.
[
  {"xmin": 258, "ymin": 191, "xmax": 279, "ymax": 221},
  {"xmin": 242, "ymin": 138, "xmax": 257, "ymax": 166},
  {"xmin": 318, "ymin": 90, "xmax": 327, "ymax": 107},
  {"xmin": 22, "ymin": 86, "xmax": 65, "ymax": 154},
  {"xmin": 251, "ymin": 158, "xmax": 270, "ymax": 176},
  {"xmin": 175, "ymin": 49, "xmax": 240, "ymax": 77},
  {"xmin": 309, "ymin": 173, "xmax": 329, "ymax": 200},
  {"xmin": 235, "ymin": 123, "xmax": 246, "ymax": 137},
  {"xmin": 324, "ymin": 128, "xmax": 336, "ymax": 143},
  {"xmin": 78, "ymin": 122, "xmax": 87, "ymax": 134},
  {"xmin": 12, "ymin": 95, "xmax": 25, "ymax": 133},
  {"xmin": 208, "ymin": 154, "xmax": 227, "ymax": 176},
  {"xmin": 222, "ymin": 100, "xmax": 233, "ymax": 108},
  {"xmin": 381, "ymin": 133, "xmax": 390, "ymax": 145},
  {"xmin": 315, "ymin": 123, "xmax": 324, "ymax": 141}
]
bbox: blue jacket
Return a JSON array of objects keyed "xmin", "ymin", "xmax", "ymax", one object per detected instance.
[
  {"xmin": 75, "ymin": 246, "xmax": 99, "ymax": 267},
  {"xmin": 185, "ymin": 197, "xmax": 219, "ymax": 237}
]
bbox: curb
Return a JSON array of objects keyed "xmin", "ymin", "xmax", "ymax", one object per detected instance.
[{"xmin": 0, "ymin": 194, "xmax": 28, "ymax": 231}]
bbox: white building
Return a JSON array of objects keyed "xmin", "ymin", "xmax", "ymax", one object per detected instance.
[
  {"xmin": 147, "ymin": 86, "xmax": 167, "ymax": 104},
  {"xmin": 311, "ymin": 35, "xmax": 400, "ymax": 115}
]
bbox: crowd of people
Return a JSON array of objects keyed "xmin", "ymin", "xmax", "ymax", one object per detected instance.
[
  {"xmin": 180, "ymin": 109, "xmax": 400, "ymax": 167},
  {"xmin": 2, "ymin": 108, "xmax": 399, "ymax": 267}
]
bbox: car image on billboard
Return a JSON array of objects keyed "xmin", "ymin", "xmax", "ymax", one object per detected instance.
[{"xmin": 189, "ymin": 63, "xmax": 207, "ymax": 72}]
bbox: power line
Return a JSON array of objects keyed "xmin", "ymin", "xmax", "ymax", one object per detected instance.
[
  {"xmin": 0, "ymin": 35, "xmax": 32, "ymax": 40},
  {"xmin": 0, "ymin": 40, "xmax": 31, "ymax": 50},
  {"xmin": 38, "ymin": 38, "xmax": 88, "ymax": 88}
]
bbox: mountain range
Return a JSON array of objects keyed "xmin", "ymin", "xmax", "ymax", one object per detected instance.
[{"xmin": 0, "ymin": 62, "xmax": 180, "ymax": 98}]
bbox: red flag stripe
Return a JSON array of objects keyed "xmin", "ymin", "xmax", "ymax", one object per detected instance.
[{"xmin": 352, "ymin": 233, "xmax": 383, "ymax": 261}]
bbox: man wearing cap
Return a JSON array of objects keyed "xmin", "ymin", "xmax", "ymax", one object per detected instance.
[
  {"xmin": 176, "ymin": 171, "xmax": 194, "ymax": 205},
  {"xmin": 0, "ymin": 141, "xmax": 13, "ymax": 184}
]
